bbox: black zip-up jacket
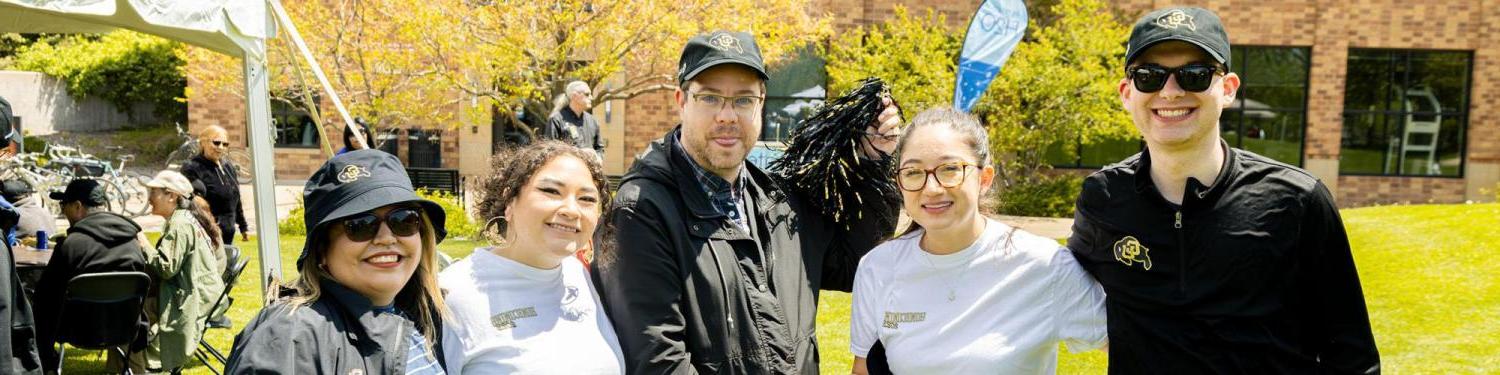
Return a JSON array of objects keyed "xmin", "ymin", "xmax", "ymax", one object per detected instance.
[
  {"xmin": 225, "ymin": 280, "xmax": 447, "ymax": 374},
  {"xmin": 0, "ymin": 201, "xmax": 40, "ymax": 374},
  {"xmin": 34, "ymin": 211, "xmax": 146, "ymax": 373},
  {"xmin": 1068, "ymin": 144, "xmax": 1380, "ymax": 374},
  {"xmin": 180, "ymin": 154, "xmax": 246, "ymax": 231},
  {"xmin": 593, "ymin": 127, "xmax": 898, "ymax": 374}
]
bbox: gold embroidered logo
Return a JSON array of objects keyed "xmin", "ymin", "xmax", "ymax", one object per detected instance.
[
  {"xmin": 336, "ymin": 164, "xmax": 371, "ymax": 184},
  {"xmin": 882, "ymin": 311, "xmax": 926, "ymax": 329},
  {"xmin": 1154, "ymin": 9, "xmax": 1197, "ymax": 31},
  {"xmin": 709, "ymin": 33, "xmax": 744, "ymax": 54},
  {"xmin": 491, "ymin": 307, "xmax": 538, "ymax": 331},
  {"xmin": 1113, "ymin": 236, "xmax": 1153, "ymax": 270}
]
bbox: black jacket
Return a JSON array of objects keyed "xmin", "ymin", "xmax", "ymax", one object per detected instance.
[
  {"xmin": 593, "ymin": 127, "xmax": 897, "ymax": 374},
  {"xmin": 180, "ymin": 155, "xmax": 246, "ymax": 230},
  {"xmin": 0, "ymin": 200, "xmax": 40, "ymax": 375},
  {"xmin": 1068, "ymin": 145, "xmax": 1379, "ymax": 374},
  {"xmin": 35, "ymin": 211, "xmax": 146, "ymax": 373},
  {"xmin": 544, "ymin": 107, "xmax": 604, "ymax": 157},
  {"xmin": 225, "ymin": 280, "xmax": 447, "ymax": 375}
]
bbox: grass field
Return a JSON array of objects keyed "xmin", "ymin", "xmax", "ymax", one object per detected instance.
[{"xmin": 62, "ymin": 203, "xmax": 1500, "ymax": 373}]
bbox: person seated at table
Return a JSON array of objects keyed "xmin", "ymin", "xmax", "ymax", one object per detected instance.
[
  {"xmin": 34, "ymin": 179, "xmax": 148, "ymax": 373},
  {"xmin": 126, "ymin": 170, "xmax": 225, "ymax": 373},
  {"xmin": 2, "ymin": 180, "xmax": 57, "ymax": 245}
]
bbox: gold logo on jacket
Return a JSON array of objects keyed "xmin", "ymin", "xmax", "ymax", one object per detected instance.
[{"xmin": 1113, "ymin": 236, "xmax": 1153, "ymax": 270}]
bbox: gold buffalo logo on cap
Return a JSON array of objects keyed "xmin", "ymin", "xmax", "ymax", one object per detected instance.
[
  {"xmin": 337, "ymin": 164, "xmax": 371, "ymax": 184},
  {"xmin": 1113, "ymin": 236, "xmax": 1153, "ymax": 270},
  {"xmin": 1154, "ymin": 9, "xmax": 1197, "ymax": 31},
  {"xmin": 709, "ymin": 33, "xmax": 744, "ymax": 54}
]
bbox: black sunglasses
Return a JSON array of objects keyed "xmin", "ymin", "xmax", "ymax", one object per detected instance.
[
  {"xmin": 211, "ymin": 140, "xmax": 231, "ymax": 147},
  {"xmin": 1126, "ymin": 63, "xmax": 1222, "ymax": 93},
  {"xmin": 340, "ymin": 207, "xmax": 424, "ymax": 242}
]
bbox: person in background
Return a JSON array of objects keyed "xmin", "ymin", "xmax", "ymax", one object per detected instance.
[
  {"xmin": 543, "ymin": 81, "xmax": 605, "ymax": 160},
  {"xmin": 338, "ymin": 118, "xmax": 377, "ymax": 155},
  {"xmin": 34, "ymin": 179, "xmax": 146, "ymax": 373},
  {"xmin": 0, "ymin": 94, "xmax": 42, "ymax": 374},
  {"xmin": 225, "ymin": 150, "xmax": 451, "ymax": 374},
  {"xmin": 440, "ymin": 140, "xmax": 621, "ymax": 374},
  {"xmin": 130, "ymin": 170, "xmax": 225, "ymax": 372},
  {"xmin": 179, "ymin": 125, "xmax": 248, "ymax": 246},
  {"xmin": 2, "ymin": 180, "xmax": 55, "ymax": 244}
]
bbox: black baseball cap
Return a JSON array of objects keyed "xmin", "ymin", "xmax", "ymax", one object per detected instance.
[
  {"xmin": 50, "ymin": 179, "xmax": 108, "ymax": 207},
  {"xmin": 1, "ymin": 180, "xmax": 30, "ymax": 202},
  {"xmin": 677, "ymin": 31, "xmax": 768, "ymax": 84},
  {"xmin": 297, "ymin": 149, "xmax": 446, "ymax": 269},
  {"xmin": 1125, "ymin": 7, "xmax": 1231, "ymax": 69}
]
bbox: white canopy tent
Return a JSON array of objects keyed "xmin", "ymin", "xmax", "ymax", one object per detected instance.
[{"xmin": 0, "ymin": 0, "xmax": 286, "ymax": 297}]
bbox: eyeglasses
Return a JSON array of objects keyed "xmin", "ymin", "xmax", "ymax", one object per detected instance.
[
  {"xmin": 896, "ymin": 162, "xmax": 978, "ymax": 192},
  {"xmin": 1126, "ymin": 63, "xmax": 1222, "ymax": 93},
  {"xmin": 210, "ymin": 140, "xmax": 231, "ymax": 148},
  {"xmin": 340, "ymin": 207, "xmax": 424, "ymax": 242},
  {"xmin": 689, "ymin": 91, "xmax": 763, "ymax": 117}
]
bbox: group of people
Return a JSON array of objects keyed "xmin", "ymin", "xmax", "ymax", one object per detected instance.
[
  {"xmin": 0, "ymin": 94, "xmax": 250, "ymax": 373},
  {"xmin": 213, "ymin": 6, "xmax": 1379, "ymax": 375}
]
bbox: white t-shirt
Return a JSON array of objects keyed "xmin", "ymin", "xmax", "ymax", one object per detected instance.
[
  {"xmin": 850, "ymin": 219, "xmax": 1107, "ymax": 374},
  {"xmin": 439, "ymin": 248, "xmax": 624, "ymax": 374}
]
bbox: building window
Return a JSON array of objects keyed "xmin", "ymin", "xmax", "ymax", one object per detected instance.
[
  {"xmin": 1049, "ymin": 46, "xmax": 1310, "ymax": 169},
  {"xmin": 1223, "ymin": 46, "xmax": 1310, "ymax": 166},
  {"xmin": 271, "ymin": 95, "xmax": 322, "ymax": 148},
  {"xmin": 1341, "ymin": 49, "xmax": 1470, "ymax": 177},
  {"xmin": 407, "ymin": 128, "xmax": 442, "ymax": 168},
  {"xmin": 761, "ymin": 47, "xmax": 825, "ymax": 144}
]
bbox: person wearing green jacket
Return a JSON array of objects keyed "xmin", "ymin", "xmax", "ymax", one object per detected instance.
[{"xmin": 134, "ymin": 170, "xmax": 226, "ymax": 372}]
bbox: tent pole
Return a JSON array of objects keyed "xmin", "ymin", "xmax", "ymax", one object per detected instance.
[{"xmin": 244, "ymin": 41, "xmax": 282, "ymax": 299}]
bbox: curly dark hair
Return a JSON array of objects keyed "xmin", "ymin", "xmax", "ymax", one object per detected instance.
[{"xmin": 477, "ymin": 140, "xmax": 610, "ymax": 241}]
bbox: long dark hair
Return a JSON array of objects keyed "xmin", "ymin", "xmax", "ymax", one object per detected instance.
[
  {"xmin": 181, "ymin": 195, "xmax": 222, "ymax": 249},
  {"xmin": 892, "ymin": 107, "xmax": 994, "ymax": 238}
]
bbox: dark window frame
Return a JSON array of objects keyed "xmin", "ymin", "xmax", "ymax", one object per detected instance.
[
  {"xmin": 270, "ymin": 95, "xmax": 323, "ymax": 149},
  {"xmin": 1339, "ymin": 48, "xmax": 1472, "ymax": 178}
]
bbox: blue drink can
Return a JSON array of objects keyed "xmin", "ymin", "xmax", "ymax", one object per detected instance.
[{"xmin": 35, "ymin": 231, "xmax": 46, "ymax": 250}]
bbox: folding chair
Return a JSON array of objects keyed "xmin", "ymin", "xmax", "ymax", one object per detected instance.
[
  {"xmin": 56, "ymin": 271, "xmax": 150, "ymax": 375},
  {"xmin": 192, "ymin": 246, "xmax": 248, "ymax": 375}
]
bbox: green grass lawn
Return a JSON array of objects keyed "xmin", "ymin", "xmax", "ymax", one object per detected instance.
[{"xmin": 61, "ymin": 203, "xmax": 1500, "ymax": 373}]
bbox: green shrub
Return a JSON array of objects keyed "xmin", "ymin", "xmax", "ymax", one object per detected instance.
[
  {"xmin": 278, "ymin": 196, "xmax": 307, "ymax": 236},
  {"xmin": 12, "ymin": 30, "xmax": 185, "ymax": 122},
  {"xmin": 417, "ymin": 189, "xmax": 479, "ymax": 240},
  {"xmin": 993, "ymin": 174, "xmax": 1083, "ymax": 218}
]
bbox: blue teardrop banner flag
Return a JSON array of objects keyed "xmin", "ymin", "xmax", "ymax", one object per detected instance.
[{"xmin": 954, "ymin": 0, "xmax": 1029, "ymax": 112}]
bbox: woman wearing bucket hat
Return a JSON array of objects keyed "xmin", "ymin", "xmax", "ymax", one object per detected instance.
[
  {"xmin": 225, "ymin": 150, "xmax": 452, "ymax": 374},
  {"xmin": 131, "ymin": 170, "xmax": 226, "ymax": 372},
  {"xmin": 438, "ymin": 140, "xmax": 622, "ymax": 374}
]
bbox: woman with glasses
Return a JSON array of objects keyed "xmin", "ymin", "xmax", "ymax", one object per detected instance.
[
  {"xmin": 179, "ymin": 125, "xmax": 248, "ymax": 245},
  {"xmin": 226, "ymin": 150, "xmax": 451, "ymax": 374},
  {"xmin": 438, "ymin": 140, "xmax": 622, "ymax": 374},
  {"xmin": 850, "ymin": 107, "xmax": 1107, "ymax": 374}
]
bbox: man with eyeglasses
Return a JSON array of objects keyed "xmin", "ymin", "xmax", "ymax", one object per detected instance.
[
  {"xmin": 180, "ymin": 125, "xmax": 248, "ymax": 246},
  {"xmin": 593, "ymin": 31, "xmax": 901, "ymax": 374},
  {"xmin": 1067, "ymin": 7, "xmax": 1380, "ymax": 374}
]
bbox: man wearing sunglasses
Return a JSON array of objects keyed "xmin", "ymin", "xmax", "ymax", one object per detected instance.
[
  {"xmin": 593, "ymin": 31, "xmax": 901, "ymax": 374},
  {"xmin": 1067, "ymin": 7, "xmax": 1380, "ymax": 374},
  {"xmin": 180, "ymin": 125, "xmax": 248, "ymax": 246}
]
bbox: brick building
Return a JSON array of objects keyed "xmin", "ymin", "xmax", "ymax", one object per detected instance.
[{"xmin": 190, "ymin": 0, "xmax": 1499, "ymax": 206}]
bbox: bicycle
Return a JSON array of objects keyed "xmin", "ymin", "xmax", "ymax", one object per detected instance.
[
  {"xmin": 43, "ymin": 144, "xmax": 151, "ymax": 217},
  {"xmin": 165, "ymin": 122, "xmax": 255, "ymax": 184},
  {"xmin": 0, "ymin": 152, "xmax": 68, "ymax": 218}
]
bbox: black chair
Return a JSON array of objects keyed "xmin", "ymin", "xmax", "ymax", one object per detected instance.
[
  {"xmin": 56, "ymin": 271, "xmax": 150, "ymax": 375},
  {"xmin": 192, "ymin": 246, "xmax": 249, "ymax": 375}
]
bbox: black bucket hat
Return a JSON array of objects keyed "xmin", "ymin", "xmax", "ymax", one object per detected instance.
[{"xmin": 297, "ymin": 149, "xmax": 446, "ymax": 269}]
